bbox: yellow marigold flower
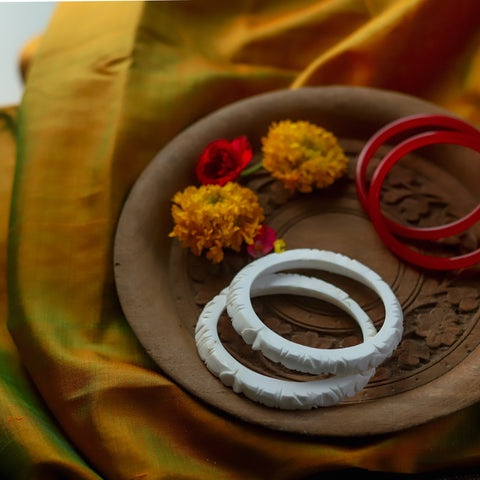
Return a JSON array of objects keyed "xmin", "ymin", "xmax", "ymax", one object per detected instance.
[
  {"xmin": 261, "ymin": 120, "xmax": 348, "ymax": 193},
  {"xmin": 273, "ymin": 238, "xmax": 286, "ymax": 253},
  {"xmin": 169, "ymin": 182, "xmax": 264, "ymax": 263}
]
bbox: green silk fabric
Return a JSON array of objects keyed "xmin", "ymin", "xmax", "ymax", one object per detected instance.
[{"xmin": 2, "ymin": 1, "xmax": 480, "ymax": 478}]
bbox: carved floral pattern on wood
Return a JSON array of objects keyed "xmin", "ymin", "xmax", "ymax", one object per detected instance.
[{"xmin": 176, "ymin": 146, "xmax": 480, "ymax": 402}]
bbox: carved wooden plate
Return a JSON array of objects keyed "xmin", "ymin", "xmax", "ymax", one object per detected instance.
[{"xmin": 114, "ymin": 86, "xmax": 480, "ymax": 436}]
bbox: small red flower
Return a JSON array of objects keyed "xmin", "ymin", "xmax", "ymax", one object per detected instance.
[
  {"xmin": 195, "ymin": 136, "xmax": 253, "ymax": 186},
  {"xmin": 247, "ymin": 224, "xmax": 277, "ymax": 258}
]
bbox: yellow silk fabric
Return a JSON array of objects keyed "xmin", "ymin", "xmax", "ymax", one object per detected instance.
[{"xmin": 3, "ymin": 1, "xmax": 480, "ymax": 478}]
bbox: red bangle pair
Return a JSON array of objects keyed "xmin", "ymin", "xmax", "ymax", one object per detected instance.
[{"xmin": 355, "ymin": 114, "xmax": 480, "ymax": 270}]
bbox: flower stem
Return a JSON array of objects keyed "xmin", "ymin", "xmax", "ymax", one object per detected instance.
[{"xmin": 240, "ymin": 162, "xmax": 264, "ymax": 177}]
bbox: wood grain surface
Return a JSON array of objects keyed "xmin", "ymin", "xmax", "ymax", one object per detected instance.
[{"xmin": 114, "ymin": 87, "xmax": 480, "ymax": 436}]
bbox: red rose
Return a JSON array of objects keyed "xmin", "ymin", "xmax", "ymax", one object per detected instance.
[{"xmin": 195, "ymin": 136, "xmax": 253, "ymax": 186}]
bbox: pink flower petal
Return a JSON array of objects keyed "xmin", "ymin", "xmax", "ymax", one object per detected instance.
[{"xmin": 248, "ymin": 225, "xmax": 277, "ymax": 258}]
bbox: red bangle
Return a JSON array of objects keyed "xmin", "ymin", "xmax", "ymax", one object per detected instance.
[
  {"xmin": 356, "ymin": 114, "xmax": 480, "ymax": 240},
  {"xmin": 367, "ymin": 130, "xmax": 480, "ymax": 270}
]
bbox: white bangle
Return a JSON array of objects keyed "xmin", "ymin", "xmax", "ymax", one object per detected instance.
[
  {"xmin": 195, "ymin": 273, "xmax": 376, "ymax": 409},
  {"xmin": 226, "ymin": 249, "xmax": 403, "ymax": 376},
  {"xmin": 251, "ymin": 272, "xmax": 377, "ymax": 340}
]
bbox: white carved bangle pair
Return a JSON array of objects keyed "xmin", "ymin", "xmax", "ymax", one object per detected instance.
[{"xmin": 195, "ymin": 249, "xmax": 404, "ymax": 410}]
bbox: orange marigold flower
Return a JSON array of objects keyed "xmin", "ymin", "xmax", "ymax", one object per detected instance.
[
  {"xmin": 261, "ymin": 120, "xmax": 348, "ymax": 193},
  {"xmin": 169, "ymin": 182, "xmax": 264, "ymax": 263}
]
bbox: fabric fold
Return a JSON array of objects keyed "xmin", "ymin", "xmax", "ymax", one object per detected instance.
[{"xmin": 4, "ymin": 1, "xmax": 480, "ymax": 478}]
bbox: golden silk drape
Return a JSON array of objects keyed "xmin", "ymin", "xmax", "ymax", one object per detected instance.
[{"xmin": 2, "ymin": 1, "xmax": 480, "ymax": 478}]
